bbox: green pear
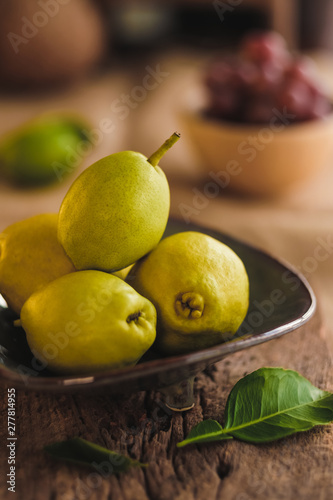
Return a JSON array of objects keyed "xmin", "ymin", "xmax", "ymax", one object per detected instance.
[
  {"xmin": 127, "ymin": 231, "xmax": 249, "ymax": 355},
  {"xmin": 0, "ymin": 113, "xmax": 92, "ymax": 186},
  {"xmin": 0, "ymin": 214, "xmax": 76, "ymax": 315},
  {"xmin": 20, "ymin": 271, "xmax": 157, "ymax": 374},
  {"xmin": 58, "ymin": 133, "xmax": 180, "ymax": 272}
]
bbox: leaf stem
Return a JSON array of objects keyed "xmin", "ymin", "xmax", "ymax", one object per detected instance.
[{"xmin": 177, "ymin": 432, "xmax": 232, "ymax": 448}]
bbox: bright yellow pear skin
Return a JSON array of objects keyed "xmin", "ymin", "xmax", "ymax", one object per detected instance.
[
  {"xmin": 20, "ymin": 271, "xmax": 157, "ymax": 375},
  {"xmin": 127, "ymin": 231, "xmax": 250, "ymax": 355},
  {"xmin": 58, "ymin": 151, "xmax": 169, "ymax": 272},
  {"xmin": 58, "ymin": 134, "xmax": 180, "ymax": 272},
  {"xmin": 0, "ymin": 214, "xmax": 75, "ymax": 315},
  {"xmin": 112, "ymin": 264, "xmax": 134, "ymax": 280}
]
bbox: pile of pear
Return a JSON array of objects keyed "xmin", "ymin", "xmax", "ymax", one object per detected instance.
[{"xmin": 0, "ymin": 133, "xmax": 249, "ymax": 375}]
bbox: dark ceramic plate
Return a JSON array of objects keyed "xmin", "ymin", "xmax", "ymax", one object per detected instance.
[{"xmin": 0, "ymin": 219, "xmax": 316, "ymax": 410}]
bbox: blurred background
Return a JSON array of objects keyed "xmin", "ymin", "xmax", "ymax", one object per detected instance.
[{"xmin": 1, "ymin": 0, "xmax": 333, "ymax": 348}]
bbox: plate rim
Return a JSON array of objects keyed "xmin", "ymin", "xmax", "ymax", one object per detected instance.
[{"xmin": 0, "ymin": 217, "xmax": 316, "ymax": 392}]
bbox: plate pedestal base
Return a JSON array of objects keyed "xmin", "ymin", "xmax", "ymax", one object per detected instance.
[{"xmin": 160, "ymin": 376, "xmax": 195, "ymax": 411}]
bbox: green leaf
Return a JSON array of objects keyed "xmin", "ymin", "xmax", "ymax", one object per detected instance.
[
  {"xmin": 45, "ymin": 438, "xmax": 147, "ymax": 474},
  {"xmin": 177, "ymin": 368, "xmax": 333, "ymax": 447},
  {"xmin": 177, "ymin": 419, "xmax": 232, "ymax": 448},
  {"xmin": 224, "ymin": 367, "xmax": 333, "ymax": 443}
]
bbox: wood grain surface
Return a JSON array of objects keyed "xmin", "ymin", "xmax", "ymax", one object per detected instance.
[{"xmin": 0, "ymin": 311, "xmax": 332, "ymax": 500}]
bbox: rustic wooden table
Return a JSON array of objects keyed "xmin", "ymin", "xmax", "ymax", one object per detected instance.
[
  {"xmin": 0, "ymin": 312, "xmax": 332, "ymax": 500},
  {"xmin": 0, "ymin": 50, "xmax": 333, "ymax": 499}
]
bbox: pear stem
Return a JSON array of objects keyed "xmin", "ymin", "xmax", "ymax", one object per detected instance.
[{"xmin": 148, "ymin": 132, "xmax": 180, "ymax": 168}]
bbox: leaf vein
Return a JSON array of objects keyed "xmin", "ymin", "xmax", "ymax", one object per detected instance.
[{"xmin": 224, "ymin": 393, "xmax": 332, "ymax": 434}]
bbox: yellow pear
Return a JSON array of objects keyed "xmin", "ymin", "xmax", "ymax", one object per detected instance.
[
  {"xmin": 0, "ymin": 214, "xmax": 75, "ymax": 314},
  {"xmin": 127, "ymin": 231, "xmax": 249, "ymax": 355},
  {"xmin": 58, "ymin": 133, "xmax": 180, "ymax": 272},
  {"xmin": 20, "ymin": 271, "xmax": 156, "ymax": 374}
]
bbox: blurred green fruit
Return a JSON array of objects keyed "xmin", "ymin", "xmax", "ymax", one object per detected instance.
[{"xmin": 0, "ymin": 114, "xmax": 92, "ymax": 186}]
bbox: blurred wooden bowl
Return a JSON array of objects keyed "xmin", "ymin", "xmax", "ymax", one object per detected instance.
[
  {"xmin": 0, "ymin": 0, "xmax": 107, "ymax": 89},
  {"xmin": 181, "ymin": 108, "xmax": 333, "ymax": 197}
]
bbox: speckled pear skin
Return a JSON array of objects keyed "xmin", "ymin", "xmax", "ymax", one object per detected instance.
[
  {"xmin": 0, "ymin": 214, "xmax": 75, "ymax": 314},
  {"xmin": 58, "ymin": 151, "xmax": 170, "ymax": 272},
  {"xmin": 127, "ymin": 231, "xmax": 250, "ymax": 355},
  {"xmin": 20, "ymin": 271, "xmax": 157, "ymax": 374}
]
